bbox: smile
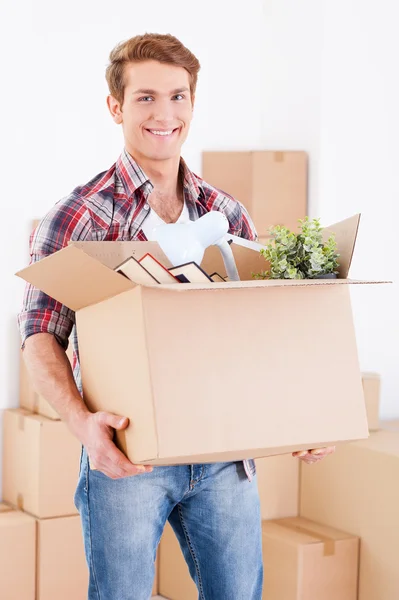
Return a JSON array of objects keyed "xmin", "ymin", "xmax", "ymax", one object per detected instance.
[{"xmin": 145, "ymin": 128, "xmax": 179, "ymax": 138}]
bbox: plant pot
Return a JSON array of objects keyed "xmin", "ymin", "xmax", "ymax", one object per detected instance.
[{"xmin": 315, "ymin": 273, "xmax": 338, "ymax": 279}]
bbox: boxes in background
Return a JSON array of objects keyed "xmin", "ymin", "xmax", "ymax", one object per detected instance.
[
  {"xmin": 2, "ymin": 408, "xmax": 81, "ymax": 518},
  {"xmin": 36, "ymin": 515, "xmax": 88, "ymax": 600},
  {"xmin": 255, "ymin": 454, "xmax": 299, "ymax": 520},
  {"xmin": 15, "ymin": 214, "xmax": 375, "ymax": 465},
  {"xmin": 361, "ymin": 372, "xmax": 380, "ymax": 431},
  {"xmin": 262, "ymin": 517, "xmax": 358, "ymax": 600},
  {"xmin": 202, "ymin": 151, "xmax": 307, "ymax": 237},
  {"xmin": 159, "ymin": 522, "xmax": 197, "ymax": 600},
  {"xmin": 0, "ymin": 503, "xmax": 36, "ymax": 599},
  {"xmin": 300, "ymin": 431, "xmax": 399, "ymax": 600}
]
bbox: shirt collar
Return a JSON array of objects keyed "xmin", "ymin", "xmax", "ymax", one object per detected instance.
[{"xmin": 116, "ymin": 148, "xmax": 202, "ymax": 201}]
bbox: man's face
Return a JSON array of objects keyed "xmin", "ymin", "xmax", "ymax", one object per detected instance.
[{"xmin": 109, "ymin": 60, "xmax": 194, "ymax": 162}]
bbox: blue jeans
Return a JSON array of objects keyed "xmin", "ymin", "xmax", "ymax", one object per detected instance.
[{"xmin": 74, "ymin": 448, "xmax": 263, "ymax": 599}]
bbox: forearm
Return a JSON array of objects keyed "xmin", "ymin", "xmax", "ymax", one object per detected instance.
[{"xmin": 22, "ymin": 333, "xmax": 89, "ymax": 437}]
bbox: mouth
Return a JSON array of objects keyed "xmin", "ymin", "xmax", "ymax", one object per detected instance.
[{"xmin": 145, "ymin": 127, "xmax": 180, "ymax": 139}]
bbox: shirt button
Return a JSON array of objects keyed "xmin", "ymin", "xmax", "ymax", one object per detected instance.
[{"xmin": 144, "ymin": 203, "xmax": 150, "ymax": 210}]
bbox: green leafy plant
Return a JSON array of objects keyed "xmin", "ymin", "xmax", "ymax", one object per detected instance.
[{"xmin": 253, "ymin": 217, "xmax": 340, "ymax": 280}]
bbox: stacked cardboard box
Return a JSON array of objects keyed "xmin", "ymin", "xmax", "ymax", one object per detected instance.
[
  {"xmin": 300, "ymin": 430, "xmax": 399, "ymax": 600},
  {"xmin": 202, "ymin": 151, "xmax": 308, "ymax": 238},
  {"xmin": 262, "ymin": 517, "xmax": 359, "ymax": 600},
  {"xmin": 0, "ymin": 502, "xmax": 36, "ymax": 599}
]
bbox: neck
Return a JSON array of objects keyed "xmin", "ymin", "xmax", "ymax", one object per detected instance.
[{"xmin": 126, "ymin": 148, "xmax": 182, "ymax": 197}]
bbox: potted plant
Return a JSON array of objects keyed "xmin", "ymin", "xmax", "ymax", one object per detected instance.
[{"xmin": 253, "ymin": 217, "xmax": 340, "ymax": 280}]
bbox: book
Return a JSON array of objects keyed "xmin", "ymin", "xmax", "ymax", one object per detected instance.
[
  {"xmin": 168, "ymin": 262, "xmax": 213, "ymax": 284},
  {"xmin": 138, "ymin": 253, "xmax": 180, "ymax": 284},
  {"xmin": 114, "ymin": 256, "xmax": 160, "ymax": 285},
  {"xmin": 209, "ymin": 272, "xmax": 226, "ymax": 282}
]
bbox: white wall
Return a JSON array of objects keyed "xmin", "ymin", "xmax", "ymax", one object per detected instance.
[
  {"xmin": 1, "ymin": 0, "xmax": 398, "ymax": 497},
  {"xmin": 319, "ymin": 0, "xmax": 399, "ymax": 418}
]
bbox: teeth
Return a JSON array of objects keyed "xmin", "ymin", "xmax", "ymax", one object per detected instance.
[{"xmin": 149, "ymin": 130, "xmax": 174, "ymax": 136}]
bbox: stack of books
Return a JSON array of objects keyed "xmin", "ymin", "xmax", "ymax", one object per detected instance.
[{"xmin": 115, "ymin": 252, "xmax": 227, "ymax": 285}]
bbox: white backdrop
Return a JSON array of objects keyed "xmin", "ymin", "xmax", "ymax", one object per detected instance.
[{"xmin": 1, "ymin": 0, "xmax": 398, "ymax": 497}]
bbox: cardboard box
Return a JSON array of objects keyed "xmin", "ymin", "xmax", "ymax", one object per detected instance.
[
  {"xmin": 361, "ymin": 371, "xmax": 380, "ymax": 431},
  {"xmin": 36, "ymin": 515, "xmax": 88, "ymax": 600},
  {"xmin": 16, "ymin": 214, "xmax": 381, "ymax": 465},
  {"xmin": 0, "ymin": 502, "xmax": 36, "ymax": 599},
  {"xmin": 300, "ymin": 431, "xmax": 399, "ymax": 600},
  {"xmin": 202, "ymin": 151, "xmax": 307, "ymax": 236},
  {"xmin": 159, "ymin": 522, "xmax": 197, "ymax": 600},
  {"xmin": 262, "ymin": 517, "xmax": 359, "ymax": 600},
  {"xmin": 256, "ymin": 454, "xmax": 299, "ymax": 520},
  {"xmin": 2, "ymin": 408, "xmax": 81, "ymax": 518}
]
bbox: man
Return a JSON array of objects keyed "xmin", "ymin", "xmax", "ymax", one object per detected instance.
[{"xmin": 18, "ymin": 33, "xmax": 334, "ymax": 599}]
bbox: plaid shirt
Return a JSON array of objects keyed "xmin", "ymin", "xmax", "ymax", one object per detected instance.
[{"xmin": 18, "ymin": 148, "xmax": 258, "ymax": 479}]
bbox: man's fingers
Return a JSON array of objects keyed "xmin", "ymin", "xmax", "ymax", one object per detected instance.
[
  {"xmin": 97, "ymin": 411, "xmax": 129, "ymax": 430},
  {"xmin": 309, "ymin": 446, "xmax": 336, "ymax": 456},
  {"xmin": 292, "ymin": 450, "xmax": 309, "ymax": 457},
  {"xmin": 91, "ymin": 441, "xmax": 153, "ymax": 478}
]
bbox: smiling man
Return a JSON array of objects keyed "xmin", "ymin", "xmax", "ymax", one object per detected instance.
[{"xmin": 18, "ymin": 33, "xmax": 334, "ymax": 599}]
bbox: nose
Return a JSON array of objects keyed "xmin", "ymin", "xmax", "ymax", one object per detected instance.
[{"xmin": 151, "ymin": 97, "xmax": 176, "ymax": 123}]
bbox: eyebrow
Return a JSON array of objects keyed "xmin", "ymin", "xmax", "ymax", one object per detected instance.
[{"xmin": 132, "ymin": 87, "xmax": 190, "ymax": 95}]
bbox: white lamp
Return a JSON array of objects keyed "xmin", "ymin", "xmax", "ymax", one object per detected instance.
[{"xmin": 152, "ymin": 211, "xmax": 240, "ymax": 281}]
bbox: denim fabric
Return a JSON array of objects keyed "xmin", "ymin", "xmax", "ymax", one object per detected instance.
[{"xmin": 74, "ymin": 448, "xmax": 263, "ymax": 599}]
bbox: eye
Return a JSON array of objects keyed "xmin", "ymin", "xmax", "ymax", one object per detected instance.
[
  {"xmin": 138, "ymin": 96, "xmax": 153, "ymax": 102},
  {"xmin": 173, "ymin": 94, "xmax": 185, "ymax": 101}
]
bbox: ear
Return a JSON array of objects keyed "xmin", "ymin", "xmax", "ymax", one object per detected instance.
[{"xmin": 107, "ymin": 95, "xmax": 123, "ymax": 125}]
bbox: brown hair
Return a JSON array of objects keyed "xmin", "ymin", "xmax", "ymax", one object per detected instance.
[{"xmin": 105, "ymin": 33, "xmax": 201, "ymax": 107}]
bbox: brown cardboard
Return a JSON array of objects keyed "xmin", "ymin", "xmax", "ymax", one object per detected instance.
[
  {"xmin": 256, "ymin": 454, "xmax": 299, "ymax": 520},
  {"xmin": 16, "ymin": 214, "xmax": 384, "ymax": 465},
  {"xmin": 361, "ymin": 372, "xmax": 380, "ymax": 431},
  {"xmin": 262, "ymin": 517, "xmax": 359, "ymax": 600},
  {"xmin": 36, "ymin": 515, "xmax": 88, "ymax": 600},
  {"xmin": 159, "ymin": 522, "xmax": 197, "ymax": 600},
  {"xmin": 300, "ymin": 430, "xmax": 399, "ymax": 600},
  {"xmin": 2, "ymin": 408, "xmax": 81, "ymax": 518},
  {"xmin": 202, "ymin": 151, "xmax": 308, "ymax": 236},
  {"xmin": 0, "ymin": 504, "xmax": 36, "ymax": 599}
]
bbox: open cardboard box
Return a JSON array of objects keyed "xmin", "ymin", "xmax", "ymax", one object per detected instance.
[{"xmin": 16, "ymin": 214, "xmax": 386, "ymax": 465}]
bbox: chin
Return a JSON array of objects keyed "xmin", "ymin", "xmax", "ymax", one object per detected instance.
[{"xmin": 145, "ymin": 149, "xmax": 182, "ymax": 161}]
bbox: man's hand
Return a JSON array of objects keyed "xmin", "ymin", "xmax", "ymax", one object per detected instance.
[
  {"xmin": 72, "ymin": 411, "xmax": 153, "ymax": 479},
  {"xmin": 292, "ymin": 446, "xmax": 336, "ymax": 464}
]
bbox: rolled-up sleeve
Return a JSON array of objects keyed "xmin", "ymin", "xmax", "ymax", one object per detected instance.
[
  {"xmin": 17, "ymin": 201, "xmax": 84, "ymax": 350},
  {"xmin": 17, "ymin": 267, "xmax": 75, "ymax": 351}
]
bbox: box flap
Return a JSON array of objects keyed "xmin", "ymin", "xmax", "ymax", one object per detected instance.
[
  {"xmin": 16, "ymin": 245, "xmax": 135, "ymax": 311},
  {"xmin": 322, "ymin": 213, "xmax": 360, "ymax": 278},
  {"xmin": 69, "ymin": 241, "xmax": 172, "ymax": 270}
]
